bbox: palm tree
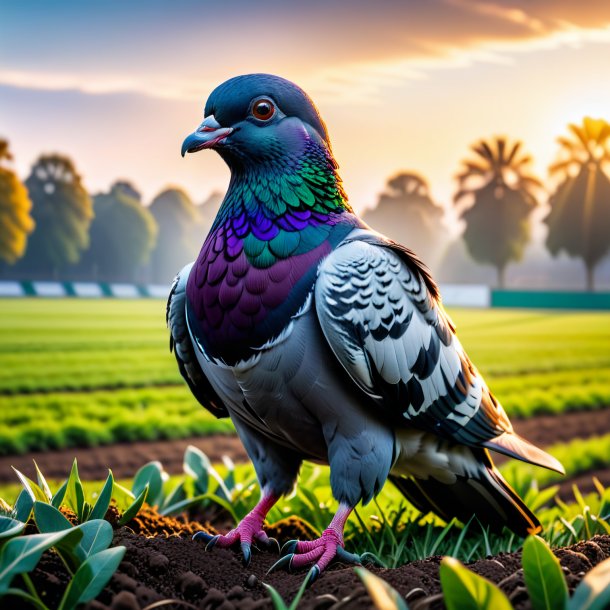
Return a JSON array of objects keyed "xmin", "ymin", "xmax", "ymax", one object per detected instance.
[
  {"xmin": 363, "ymin": 172, "xmax": 446, "ymax": 268},
  {"xmin": 545, "ymin": 117, "xmax": 610, "ymax": 290},
  {"xmin": 454, "ymin": 137, "xmax": 542, "ymax": 288}
]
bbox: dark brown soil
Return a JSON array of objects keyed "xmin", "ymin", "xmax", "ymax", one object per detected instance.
[
  {"xmin": 2, "ymin": 407, "xmax": 609, "ymax": 484},
  {"xmin": 0, "ymin": 435, "xmax": 248, "ymax": 482},
  {"xmin": 5, "ymin": 505, "xmax": 610, "ymax": 610},
  {"xmin": 511, "ymin": 407, "xmax": 610, "ymax": 448}
]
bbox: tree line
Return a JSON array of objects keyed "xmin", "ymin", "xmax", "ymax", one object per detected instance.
[
  {"xmin": 0, "ymin": 147, "xmax": 220, "ymax": 285},
  {"xmin": 1, "ymin": 117, "xmax": 609, "ymax": 289}
]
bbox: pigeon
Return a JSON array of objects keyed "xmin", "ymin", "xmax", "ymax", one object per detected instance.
[{"xmin": 169, "ymin": 73, "xmax": 564, "ymax": 583}]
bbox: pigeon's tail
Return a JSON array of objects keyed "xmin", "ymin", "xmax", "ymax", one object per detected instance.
[
  {"xmin": 483, "ymin": 432, "xmax": 565, "ymax": 475},
  {"xmin": 389, "ymin": 448, "xmax": 542, "ymax": 537}
]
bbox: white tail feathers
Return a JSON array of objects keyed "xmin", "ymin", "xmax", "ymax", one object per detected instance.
[{"xmin": 484, "ymin": 432, "xmax": 565, "ymax": 475}]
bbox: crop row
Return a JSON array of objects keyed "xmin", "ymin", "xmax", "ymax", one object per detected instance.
[{"xmin": 0, "ymin": 386, "xmax": 233, "ymax": 455}]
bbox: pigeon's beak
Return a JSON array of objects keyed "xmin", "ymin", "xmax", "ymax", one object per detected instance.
[{"xmin": 181, "ymin": 115, "xmax": 234, "ymax": 157}]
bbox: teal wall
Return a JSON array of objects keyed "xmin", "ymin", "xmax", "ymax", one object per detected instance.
[{"xmin": 491, "ymin": 290, "xmax": 610, "ymax": 310}]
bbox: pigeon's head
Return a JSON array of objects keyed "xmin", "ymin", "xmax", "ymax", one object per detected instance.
[{"xmin": 181, "ymin": 74, "xmax": 331, "ymax": 169}]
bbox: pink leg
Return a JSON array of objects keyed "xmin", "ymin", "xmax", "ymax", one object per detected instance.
[
  {"xmin": 269, "ymin": 504, "xmax": 358, "ymax": 583},
  {"xmin": 193, "ymin": 490, "xmax": 279, "ymax": 565}
]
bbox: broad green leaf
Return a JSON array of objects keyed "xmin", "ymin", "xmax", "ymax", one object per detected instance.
[
  {"xmin": 34, "ymin": 501, "xmax": 73, "ymax": 533},
  {"xmin": 118, "ymin": 485, "xmax": 148, "ymax": 526},
  {"xmin": 12, "ymin": 468, "xmax": 49, "ymax": 504},
  {"xmin": 77, "ymin": 519, "xmax": 114, "ymax": 560},
  {"xmin": 64, "ymin": 459, "xmax": 85, "ymax": 522},
  {"xmin": 34, "ymin": 503, "xmax": 112, "ymax": 570},
  {"xmin": 89, "ymin": 471, "xmax": 114, "ymax": 521},
  {"xmin": 58, "ymin": 546, "xmax": 126, "ymax": 610},
  {"xmin": 34, "ymin": 502, "xmax": 81, "ymax": 571},
  {"xmin": 440, "ymin": 557, "xmax": 512, "ymax": 610},
  {"xmin": 0, "ymin": 530, "xmax": 81, "ymax": 594},
  {"xmin": 14, "ymin": 489, "xmax": 34, "ymax": 523},
  {"xmin": 52, "ymin": 479, "xmax": 69, "ymax": 509},
  {"xmin": 161, "ymin": 480, "xmax": 186, "ymax": 513},
  {"xmin": 523, "ymin": 535, "xmax": 568, "ymax": 610},
  {"xmin": 33, "ymin": 461, "xmax": 53, "ymax": 502},
  {"xmin": 568, "ymin": 557, "xmax": 610, "ymax": 610},
  {"xmin": 355, "ymin": 566, "xmax": 409, "ymax": 610},
  {"xmin": 0, "ymin": 516, "xmax": 25, "ymax": 541},
  {"xmin": 183, "ymin": 444, "xmax": 230, "ymax": 499},
  {"xmin": 132, "ymin": 462, "xmax": 163, "ymax": 506},
  {"xmin": 183, "ymin": 445, "xmax": 210, "ymax": 494},
  {"xmin": 111, "ymin": 480, "xmax": 135, "ymax": 511}
]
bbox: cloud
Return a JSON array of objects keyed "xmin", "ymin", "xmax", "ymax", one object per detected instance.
[{"xmin": 2, "ymin": 0, "xmax": 610, "ymax": 106}]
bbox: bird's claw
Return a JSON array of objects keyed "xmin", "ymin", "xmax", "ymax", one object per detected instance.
[
  {"xmin": 267, "ymin": 553, "xmax": 295, "ymax": 574},
  {"xmin": 304, "ymin": 565, "xmax": 321, "ymax": 588},
  {"xmin": 192, "ymin": 532, "xmax": 221, "ymax": 551},
  {"xmin": 193, "ymin": 525, "xmax": 279, "ymax": 566},
  {"xmin": 258, "ymin": 536, "xmax": 281, "ymax": 555},
  {"xmin": 280, "ymin": 539, "xmax": 298, "ymax": 556},
  {"xmin": 241, "ymin": 542, "xmax": 252, "ymax": 566},
  {"xmin": 268, "ymin": 529, "xmax": 363, "ymax": 584}
]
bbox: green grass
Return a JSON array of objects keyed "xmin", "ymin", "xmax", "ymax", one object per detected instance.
[
  {"xmin": 0, "ymin": 299, "xmax": 181, "ymax": 393},
  {"xmin": 0, "ymin": 300, "xmax": 609, "ymax": 454},
  {"xmin": 2, "ymin": 457, "xmax": 607, "ymax": 568},
  {"xmin": 0, "ymin": 386, "xmax": 234, "ymax": 455}
]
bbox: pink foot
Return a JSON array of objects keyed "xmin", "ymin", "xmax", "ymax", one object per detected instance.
[
  {"xmin": 268, "ymin": 504, "xmax": 367, "ymax": 584},
  {"xmin": 193, "ymin": 493, "xmax": 279, "ymax": 565}
]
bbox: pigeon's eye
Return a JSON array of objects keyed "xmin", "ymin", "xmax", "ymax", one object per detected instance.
[{"xmin": 251, "ymin": 99, "xmax": 275, "ymax": 121}]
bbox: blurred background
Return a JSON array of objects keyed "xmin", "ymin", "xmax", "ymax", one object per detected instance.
[{"xmin": 1, "ymin": 0, "xmax": 610, "ymax": 290}]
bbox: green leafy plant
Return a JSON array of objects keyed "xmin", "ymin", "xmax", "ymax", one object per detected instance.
[
  {"xmin": 522, "ymin": 535, "xmax": 568, "ymax": 610},
  {"xmin": 354, "ymin": 536, "xmax": 610, "ymax": 610},
  {"xmin": 355, "ymin": 566, "xmax": 409, "ymax": 609},
  {"xmin": 0, "ymin": 496, "xmax": 126, "ymax": 610},
  {"xmin": 440, "ymin": 556, "xmax": 513, "ymax": 610}
]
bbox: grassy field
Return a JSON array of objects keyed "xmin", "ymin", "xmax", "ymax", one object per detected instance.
[{"xmin": 0, "ymin": 299, "xmax": 609, "ymax": 455}]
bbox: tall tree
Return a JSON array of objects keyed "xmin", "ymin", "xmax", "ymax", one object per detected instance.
[
  {"xmin": 545, "ymin": 117, "xmax": 610, "ymax": 290},
  {"xmin": 0, "ymin": 139, "xmax": 34, "ymax": 265},
  {"xmin": 362, "ymin": 172, "xmax": 446, "ymax": 267},
  {"xmin": 148, "ymin": 187, "xmax": 202, "ymax": 284},
  {"xmin": 20, "ymin": 154, "xmax": 93, "ymax": 277},
  {"xmin": 85, "ymin": 181, "xmax": 157, "ymax": 282},
  {"xmin": 454, "ymin": 137, "xmax": 541, "ymax": 287}
]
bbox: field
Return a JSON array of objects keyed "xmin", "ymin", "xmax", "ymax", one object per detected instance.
[
  {"xmin": 1, "ymin": 298, "xmax": 610, "ymax": 609},
  {"xmin": 1, "ymin": 300, "xmax": 610, "ymax": 456}
]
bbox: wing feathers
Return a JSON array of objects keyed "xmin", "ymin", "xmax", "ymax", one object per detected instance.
[
  {"xmin": 316, "ymin": 229, "xmax": 564, "ymax": 478},
  {"xmin": 167, "ymin": 264, "xmax": 228, "ymax": 419}
]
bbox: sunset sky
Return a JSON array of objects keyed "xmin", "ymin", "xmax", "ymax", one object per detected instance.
[{"xmin": 2, "ymin": 0, "xmax": 610, "ymax": 215}]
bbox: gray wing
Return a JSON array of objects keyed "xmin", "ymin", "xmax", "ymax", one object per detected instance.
[
  {"xmin": 167, "ymin": 263, "xmax": 228, "ymax": 418},
  {"xmin": 315, "ymin": 230, "xmax": 563, "ymax": 473}
]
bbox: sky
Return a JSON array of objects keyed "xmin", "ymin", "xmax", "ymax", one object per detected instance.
[{"xmin": 2, "ymin": 0, "xmax": 610, "ymax": 215}]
